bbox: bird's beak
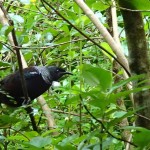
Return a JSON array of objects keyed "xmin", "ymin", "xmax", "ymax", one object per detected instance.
[{"xmin": 64, "ymin": 72, "xmax": 73, "ymax": 75}]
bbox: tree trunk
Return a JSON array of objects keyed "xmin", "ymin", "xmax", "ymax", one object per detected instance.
[{"xmin": 119, "ymin": 7, "xmax": 150, "ymax": 128}]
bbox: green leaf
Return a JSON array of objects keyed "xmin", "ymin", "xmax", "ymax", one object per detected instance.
[
  {"xmin": 57, "ymin": 135, "xmax": 77, "ymax": 150},
  {"xmin": 109, "ymin": 74, "xmax": 145, "ymax": 93},
  {"xmin": 110, "ymin": 85, "xmax": 150, "ymax": 102},
  {"xmin": 0, "ymin": 43, "xmax": 2, "ymax": 50},
  {"xmin": 81, "ymin": 90, "xmax": 109, "ymax": 110},
  {"xmin": 0, "ymin": 61, "xmax": 11, "ymax": 67},
  {"xmin": 108, "ymin": 110, "xmax": 134, "ymax": 127},
  {"xmin": 0, "ymin": 25, "xmax": 13, "ymax": 36},
  {"xmin": 113, "ymin": 111, "xmax": 127, "ymax": 118},
  {"xmin": 7, "ymin": 134, "xmax": 29, "ymax": 142},
  {"xmin": 82, "ymin": 64, "xmax": 112, "ymax": 91},
  {"xmin": 92, "ymin": 1, "xmax": 111, "ymax": 11},
  {"xmin": 0, "ymin": 115, "xmax": 19, "ymax": 128},
  {"xmin": 66, "ymin": 95, "xmax": 79, "ymax": 105},
  {"xmin": 100, "ymin": 42, "xmax": 115, "ymax": 61},
  {"xmin": 30, "ymin": 136, "xmax": 51, "ymax": 148},
  {"xmin": 5, "ymin": 26, "xmax": 14, "ymax": 36},
  {"xmin": 78, "ymin": 130, "xmax": 100, "ymax": 150},
  {"xmin": 133, "ymin": 127, "xmax": 150, "ymax": 148},
  {"xmin": 24, "ymin": 131, "xmax": 39, "ymax": 138},
  {"xmin": 68, "ymin": 51, "xmax": 77, "ymax": 59},
  {"xmin": 122, "ymin": 126, "xmax": 150, "ymax": 148}
]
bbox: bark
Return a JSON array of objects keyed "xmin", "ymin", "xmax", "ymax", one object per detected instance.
[
  {"xmin": 106, "ymin": 5, "xmax": 131, "ymax": 144},
  {"xmin": 120, "ymin": 8, "xmax": 150, "ymax": 128}
]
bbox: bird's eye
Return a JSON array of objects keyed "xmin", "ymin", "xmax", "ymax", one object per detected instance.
[{"xmin": 56, "ymin": 69, "xmax": 59, "ymax": 72}]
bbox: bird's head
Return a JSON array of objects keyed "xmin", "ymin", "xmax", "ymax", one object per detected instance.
[{"xmin": 47, "ymin": 66, "xmax": 72, "ymax": 81}]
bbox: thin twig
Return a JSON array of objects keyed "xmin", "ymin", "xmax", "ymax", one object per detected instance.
[
  {"xmin": 9, "ymin": 20, "xmax": 29, "ymax": 104},
  {"xmin": 0, "ymin": 37, "xmax": 102, "ymax": 50}
]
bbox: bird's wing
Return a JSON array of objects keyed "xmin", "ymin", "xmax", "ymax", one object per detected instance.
[
  {"xmin": 23, "ymin": 71, "xmax": 40, "ymax": 80},
  {"xmin": 22, "ymin": 66, "xmax": 43, "ymax": 80},
  {"xmin": 0, "ymin": 68, "xmax": 41, "ymax": 92}
]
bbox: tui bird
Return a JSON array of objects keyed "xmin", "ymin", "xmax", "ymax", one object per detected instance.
[
  {"xmin": 0, "ymin": 66, "xmax": 72, "ymax": 106},
  {"xmin": 0, "ymin": 66, "xmax": 72, "ymax": 130}
]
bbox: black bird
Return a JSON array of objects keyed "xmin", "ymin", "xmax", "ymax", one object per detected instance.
[
  {"xmin": 0, "ymin": 66, "xmax": 72, "ymax": 107},
  {"xmin": 0, "ymin": 66, "xmax": 72, "ymax": 130}
]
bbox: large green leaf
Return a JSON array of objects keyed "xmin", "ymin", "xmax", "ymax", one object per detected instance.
[
  {"xmin": 29, "ymin": 136, "xmax": 51, "ymax": 148},
  {"xmin": 81, "ymin": 90, "xmax": 109, "ymax": 111},
  {"xmin": 82, "ymin": 64, "xmax": 112, "ymax": 91},
  {"xmin": 122, "ymin": 126, "xmax": 150, "ymax": 148},
  {"xmin": 108, "ymin": 110, "xmax": 134, "ymax": 128},
  {"xmin": 110, "ymin": 85, "xmax": 150, "ymax": 102},
  {"xmin": 109, "ymin": 74, "xmax": 145, "ymax": 93},
  {"xmin": 0, "ymin": 115, "xmax": 19, "ymax": 128}
]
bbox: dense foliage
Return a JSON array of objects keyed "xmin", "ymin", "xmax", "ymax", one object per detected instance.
[{"xmin": 0, "ymin": 0, "xmax": 150, "ymax": 149}]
